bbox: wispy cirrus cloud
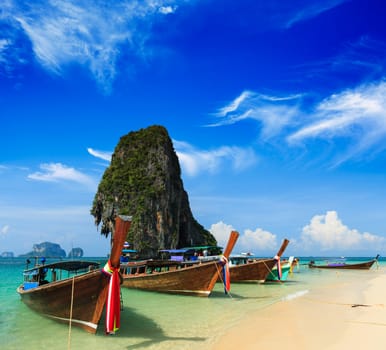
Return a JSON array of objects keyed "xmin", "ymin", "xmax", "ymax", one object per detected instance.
[
  {"xmin": 208, "ymin": 90, "xmax": 302, "ymax": 141},
  {"xmin": 87, "ymin": 140, "xmax": 257, "ymax": 177},
  {"xmin": 288, "ymin": 80, "xmax": 386, "ymax": 165},
  {"xmin": 2, "ymin": 0, "xmax": 181, "ymax": 92},
  {"xmin": 283, "ymin": 0, "xmax": 348, "ymax": 29},
  {"xmin": 174, "ymin": 140, "xmax": 258, "ymax": 176},
  {"xmin": 0, "ymin": 0, "xmax": 350, "ymax": 92},
  {"xmin": 294, "ymin": 36, "xmax": 386, "ymax": 86},
  {"xmin": 211, "ymin": 79, "xmax": 386, "ymax": 166},
  {"xmin": 87, "ymin": 148, "xmax": 112, "ymax": 162},
  {"xmin": 28, "ymin": 162, "xmax": 96, "ymax": 189}
]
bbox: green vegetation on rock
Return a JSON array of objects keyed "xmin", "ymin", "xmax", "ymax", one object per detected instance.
[{"xmin": 91, "ymin": 125, "xmax": 216, "ymax": 257}]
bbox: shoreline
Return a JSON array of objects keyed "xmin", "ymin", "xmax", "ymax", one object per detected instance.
[{"xmin": 209, "ymin": 269, "xmax": 386, "ymax": 350}]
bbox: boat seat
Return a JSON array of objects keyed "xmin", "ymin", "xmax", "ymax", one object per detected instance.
[{"xmin": 23, "ymin": 282, "xmax": 39, "ymax": 290}]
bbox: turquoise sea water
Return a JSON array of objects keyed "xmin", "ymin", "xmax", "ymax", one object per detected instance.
[{"xmin": 1, "ymin": 257, "xmax": 384, "ymax": 350}]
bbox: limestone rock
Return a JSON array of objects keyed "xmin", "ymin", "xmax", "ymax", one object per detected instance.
[
  {"xmin": 91, "ymin": 125, "xmax": 216, "ymax": 257},
  {"xmin": 20, "ymin": 242, "xmax": 66, "ymax": 258},
  {"xmin": 68, "ymin": 247, "xmax": 84, "ymax": 258}
]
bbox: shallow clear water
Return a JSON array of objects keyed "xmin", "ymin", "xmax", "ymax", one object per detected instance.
[{"xmin": 1, "ymin": 257, "xmax": 384, "ymax": 350}]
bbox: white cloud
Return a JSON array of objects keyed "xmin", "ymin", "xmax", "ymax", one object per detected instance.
[
  {"xmin": 87, "ymin": 139, "xmax": 258, "ymax": 178},
  {"xmin": 3, "ymin": 0, "xmax": 183, "ymax": 92},
  {"xmin": 87, "ymin": 148, "xmax": 112, "ymax": 161},
  {"xmin": 0, "ymin": 39, "xmax": 9, "ymax": 52},
  {"xmin": 300, "ymin": 210, "xmax": 385, "ymax": 252},
  {"xmin": 174, "ymin": 140, "xmax": 258, "ymax": 176},
  {"xmin": 1, "ymin": 225, "xmax": 10, "ymax": 235},
  {"xmin": 28, "ymin": 162, "xmax": 96, "ymax": 188},
  {"xmin": 289, "ymin": 81, "xmax": 386, "ymax": 140},
  {"xmin": 287, "ymin": 81, "xmax": 386, "ymax": 163},
  {"xmin": 159, "ymin": 6, "xmax": 177, "ymax": 15},
  {"xmin": 209, "ymin": 90, "xmax": 302, "ymax": 141},
  {"xmin": 238, "ymin": 228, "xmax": 277, "ymax": 253},
  {"xmin": 209, "ymin": 221, "xmax": 279, "ymax": 255},
  {"xmin": 209, "ymin": 221, "xmax": 236, "ymax": 249},
  {"xmin": 212, "ymin": 80, "xmax": 386, "ymax": 166},
  {"xmin": 284, "ymin": 0, "xmax": 348, "ymax": 29}
]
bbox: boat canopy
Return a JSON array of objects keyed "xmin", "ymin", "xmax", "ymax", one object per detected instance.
[
  {"xmin": 182, "ymin": 246, "xmax": 223, "ymax": 256},
  {"xmin": 122, "ymin": 249, "xmax": 137, "ymax": 254},
  {"xmin": 23, "ymin": 260, "xmax": 100, "ymax": 273},
  {"xmin": 159, "ymin": 248, "xmax": 191, "ymax": 254},
  {"xmin": 181, "ymin": 245, "xmax": 223, "ymax": 251}
]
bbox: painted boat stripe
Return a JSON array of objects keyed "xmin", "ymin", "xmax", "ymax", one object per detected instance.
[
  {"xmin": 45, "ymin": 315, "xmax": 98, "ymax": 329},
  {"xmin": 167, "ymin": 289, "xmax": 210, "ymax": 295}
]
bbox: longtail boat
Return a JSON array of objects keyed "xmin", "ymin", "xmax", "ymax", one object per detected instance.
[
  {"xmin": 308, "ymin": 255, "xmax": 379, "ymax": 270},
  {"xmin": 17, "ymin": 215, "xmax": 131, "ymax": 334},
  {"xmin": 228, "ymin": 238, "xmax": 290, "ymax": 282},
  {"xmin": 120, "ymin": 230, "xmax": 239, "ymax": 296},
  {"xmin": 266, "ymin": 256, "xmax": 294, "ymax": 282}
]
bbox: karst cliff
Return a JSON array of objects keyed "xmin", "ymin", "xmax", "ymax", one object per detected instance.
[{"xmin": 91, "ymin": 125, "xmax": 216, "ymax": 257}]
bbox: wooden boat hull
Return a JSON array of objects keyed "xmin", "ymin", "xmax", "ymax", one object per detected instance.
[
  {"xmin": 266, "ymin": 263, "xmax": 291, "ymax": 281},
  {"xmin": 17, "ymin": 215, "xmax": 132, "ymax": 334},
  {"xmin": 121, "ymin": 261, "xmax": 221, "ymax": 296},
  {"xmin": 17, "ymin": 269, "xmax": 109, "ymax": 333},
  {"xmin": 229, "ymin": 258, "xmax": 277, "ymax": 282},
  {"xmin": 266, "ymin": 256, "xmax": 294, "ymax": 281},
  {"xmin": 121, "ymin": 230, "xmax": 239, "ymax": 296},
  {"xmin": 308, "ymin": 259, "xmax": 377, "ymax": 270}
]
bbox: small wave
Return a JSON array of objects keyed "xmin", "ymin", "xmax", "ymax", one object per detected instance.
[{"xmin": 282, "ymin": 289, "xmax": 309, "ymax": 301}]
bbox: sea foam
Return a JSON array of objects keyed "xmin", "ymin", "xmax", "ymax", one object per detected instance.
[{"xmin": 281, "ymin": 289, "xmax": 309, "ymax": 301}]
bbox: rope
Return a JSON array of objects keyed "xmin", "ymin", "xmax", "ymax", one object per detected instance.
[{"xmin": 67, "ymin": 275, "xmax": 75, "ymax": 350}]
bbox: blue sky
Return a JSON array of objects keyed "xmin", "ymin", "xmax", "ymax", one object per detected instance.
[{"xmin": 1, "ymin": 0, "xmax": 386, "ymax": 257}]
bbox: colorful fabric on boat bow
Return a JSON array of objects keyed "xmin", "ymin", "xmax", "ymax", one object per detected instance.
[
  {"xmin": 220, "ymin": 255, "xmax": 230, "ymax": 294},
  {"xmin": 274, "ymin": 255, "xmax": 282, "ymax": 280},
  {"xmin": 103, "ymin": 260, "xmax": 121, "ymax": 334}
]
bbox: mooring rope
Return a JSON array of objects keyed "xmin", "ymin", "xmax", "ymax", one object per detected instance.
[{"xmin": 67, "ymin": 275, "xmax": 75, "ymax": 350}]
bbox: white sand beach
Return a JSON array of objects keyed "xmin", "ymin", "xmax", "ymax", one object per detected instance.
[{"xmin": 210, "ymin": 270, "xmax": 386, "ymax": 350}]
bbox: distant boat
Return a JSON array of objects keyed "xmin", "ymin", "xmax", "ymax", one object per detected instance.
[
  {"xmin": 227, "ymin": 239, "xmax": 290, "ymax": 283},
  {"xmin": 17, "ymin": 215, "xmax": 132, "ymax": 334},
  {"xmin": 120, "ymin": 231, "xmax": 239, "ymax": 296},
  {"xmin": 308, "ymin": 255, "xmax": 380, "ymax": 270}
]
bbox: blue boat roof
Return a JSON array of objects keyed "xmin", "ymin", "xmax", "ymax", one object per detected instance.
[
  {"xmin": 23, "ymin": 260, "xmax": 100, "ymax": 273},
  {"xmin": 159, "ymin": 249, "xmax": 191, "ymax": 254},
  {"xmin": 181, "ymin": 245, "xmax": 223, "ymax": 251},
  {"xmin": 122, "ymin": 249, "xmax": 137, "ymax": 253}
]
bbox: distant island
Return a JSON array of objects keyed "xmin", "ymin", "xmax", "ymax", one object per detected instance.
[
  {"xmin": 68, "ymin": 247, "xmax": 84, "ymax": 258},
  {"xmin": 0, "ymin": 252, "xmax": 14, "ymax": 258},
  {"xmin": 16, "ymin": 242, "xmax": 83, "ymax": 258}
]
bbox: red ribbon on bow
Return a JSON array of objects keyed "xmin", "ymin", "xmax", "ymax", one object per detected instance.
[
  {"xmin": 104, "ymin": 260, "xmax": 121, "ymax": 334},
  {"xmin": 274, "ymin": 255, "xmax": 282, "ymax": 280}
]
